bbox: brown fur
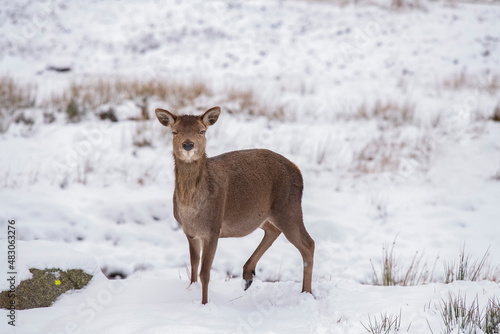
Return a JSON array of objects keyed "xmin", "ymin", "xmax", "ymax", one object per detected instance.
[{"xmin": 155, "ymin": 106, "xmax": 315, "ymax": 304}]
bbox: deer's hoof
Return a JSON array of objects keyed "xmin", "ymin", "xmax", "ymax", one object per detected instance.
[
  {"xmin": 243, "ymin": 279, "xmax": 253, "ymax": 291},
  {"xmin": 242, "ymin": 270, "xmax": 255, "ymax": 291}
]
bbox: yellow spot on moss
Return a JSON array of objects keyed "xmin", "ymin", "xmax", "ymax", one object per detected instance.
[{"xmin": 55, "ymin": 280, "xmax": 61, "ymax": 286}]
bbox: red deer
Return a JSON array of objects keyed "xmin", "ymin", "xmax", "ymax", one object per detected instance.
[{"xmin": 155, "ymin": 106, "xmax": 315, "ymax": 304}]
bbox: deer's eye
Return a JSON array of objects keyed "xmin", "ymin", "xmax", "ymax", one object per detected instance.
[
  {"xmin": 172, "ymin": 131, "xmax": 178, "ymax": 135},
  {"xmin": 200, "ymin": 130, "xmax": 206, "ymax": 135}
]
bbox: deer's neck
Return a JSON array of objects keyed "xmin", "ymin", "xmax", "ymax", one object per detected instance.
[{"xmin": 174, "ymin": 154, "xmax": 209, "ymax": 205}]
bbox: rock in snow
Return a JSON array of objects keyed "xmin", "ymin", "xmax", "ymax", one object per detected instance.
[
  {"xmin": 0, "ymin": 268, "xmax": 92, "ymax": 310},
  {"xmin": 0, "ymin": 240, "xmax": 101, "ymax": 310}
]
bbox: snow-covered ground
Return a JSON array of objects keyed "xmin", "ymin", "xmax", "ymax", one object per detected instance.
[{"xmin": 1, "ymin": 0, "xmax": 500, "ymax": 333}]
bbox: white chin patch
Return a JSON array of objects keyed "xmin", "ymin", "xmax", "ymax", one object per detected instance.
[{"xmin": 181, "ymin": 150, "xmax": 196, "ymax": 161}]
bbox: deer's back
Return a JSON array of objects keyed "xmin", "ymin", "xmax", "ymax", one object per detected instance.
[{"xmin": 208, "ymin": 149, "xmax": 303, "ymax": 237}]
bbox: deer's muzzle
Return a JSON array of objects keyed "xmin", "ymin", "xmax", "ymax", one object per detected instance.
[{"xmin": 182, "ymin": 141, "xmax": 194, "ymax": 151}]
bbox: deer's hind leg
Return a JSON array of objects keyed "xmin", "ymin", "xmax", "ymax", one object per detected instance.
[
  {"xmin": 242, "ymin": 221, "xmax": 281, "ymax": 290},
  {"xmin": 271, "ymin": 209, "xmax": 315, "ymax": 293}
]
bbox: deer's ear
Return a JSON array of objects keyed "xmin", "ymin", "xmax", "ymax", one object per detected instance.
[
  {"xmin": 201, "ymin": 106, "xmax": 221, "ymax": 127},
  {"xmin": 155, "ymin": 108, "xmax": 176, "ymax": 127}
]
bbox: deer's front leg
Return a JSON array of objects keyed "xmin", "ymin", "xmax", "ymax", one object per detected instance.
[
  {"xmin": 200, "ymin": 235, "xmax": 218, "ymax": 304},
  {"xmin": 187, "ymin": 236, "xmax": 201, "ymax": 284}
]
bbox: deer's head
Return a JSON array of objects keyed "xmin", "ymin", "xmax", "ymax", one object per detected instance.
[{"xmin": 155, "ymin": 106, "xmax": 220, "ymax": 162}]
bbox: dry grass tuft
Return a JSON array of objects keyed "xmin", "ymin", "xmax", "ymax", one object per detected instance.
[
  {"xmin": 373, "ymin": 101, "xmax": 415, "ymax": 125},
  {"xmin": 354, "ymin": 131, "xmax": 432, "ymax": 175},
  {"xmin": 484, "ymin": 75, "xmax": 500, "ymax": 94},
  {"xmin": 443, "ymin": 71, "xmax": 500, "ymax": 94},
  {"xmin": 443, "ymin": 70, "xmax": 468, "ymax": 90},
  {"xmin": 369, "ymin": 237, "xmax": 437, "ymax": 286},
  {"xmin": 0, "ymin": 76, "xmax": 37, "ymax": 132},
  {"xmin": 0, "ymin": 76, "xmax": 37, "ymax": 110},
  {"xmin": 225, "ymin": 87, "xmax": 286, "ymax": 121},
  {"xmin": 356, "ymin": 136, "xmax": 399, "ymax": 174},
  {"xmin": 361, "ymin": 311, "xmax": 403, "ymax": 334},
  {"xmin": 368, "ymin": 240, "xmax": 499, "ymax": 288},
  {"xmin": 344, "ymin": 100, "xmax": 415, "ymax": 126},
  {"xmin": 436, "ymin": 294, "xmax": 500, "ymax": 334},
  {"xmin": 444, "ymin": 245, "xmax": 500, "ymax": 283},
  {"xmin": 227, "ymin": 88, "xmax": 255, "ymax": 113},
  {"xmin": 46, "ymin": 77, "xmax": 212, "ymax": 115}
]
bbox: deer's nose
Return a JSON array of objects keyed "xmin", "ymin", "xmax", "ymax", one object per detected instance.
[{"xmin": 182, "ymin": 141, "xmax": 194, "ymax": 151}]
